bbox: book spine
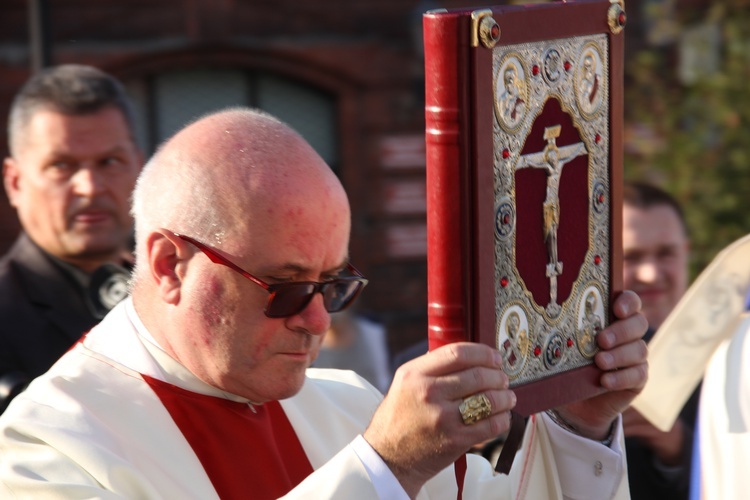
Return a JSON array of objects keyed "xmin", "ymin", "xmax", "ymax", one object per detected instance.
[{"xmin": 424, "ymin": 11, "xmax": 469, "ymax": 349}]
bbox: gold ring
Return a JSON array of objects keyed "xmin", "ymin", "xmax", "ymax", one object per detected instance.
[{"xmin": 459, "ymin": 393, "xmax": 492, "ymax": 425}]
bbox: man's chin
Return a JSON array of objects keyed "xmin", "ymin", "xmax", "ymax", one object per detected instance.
[
  {"xmin": 64, "ymin": 235, "xmax": 127, "ymax": 260},
  {"xmin": 273, "ymin": 372, "xmax": 308, "ymax": 400},
  {"xmin": 246, "ymin": 379, "xmax": 306, "ymax": 404}
]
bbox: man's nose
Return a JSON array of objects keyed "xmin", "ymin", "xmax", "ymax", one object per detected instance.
[
  {"xmin": 290, "ymin": 292, "xmax": 331, "ymax": 336},
  {"xmin": 71, "ymin": 166, "xmax": 104, "ymax": 197},
  {"xmin": 635, "ymin": 258, "xmax": 659, "ymax": 283}
]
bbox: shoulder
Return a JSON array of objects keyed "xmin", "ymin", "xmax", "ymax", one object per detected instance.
[
  {"xmin": 0, "ymin": 242, "xmax": 67, "ymax": 339},
  {"xmin": 0, "ymin": 240, "xmax": 25, "ymax": 285},
  {"xmin": 304, "ymin": 368, "xmax": 382, "ymax": 397},
  {"xmin": 0, "ymin": 254, "xmax": 41, "ymax": 331},
  {"xmin": 0, "ymin": 236, "xmax": 61, "ymax": 299},
  {"xmin": 0, "ymin": 258, "xmax": 22, "ymax": 300},
  {"xmin": 278, "ymin": 369, "xmax": 384, "ymax": 452},
  {"xmin": 294, "ymin": 368, "xmax": 383, "ymax": 416},
  {"xmin": 5, "ymin": 340, "xmax": 155, "ymax": 430}
]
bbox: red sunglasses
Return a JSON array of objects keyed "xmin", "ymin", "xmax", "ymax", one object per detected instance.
[{"xmin": 173, "ymin": 232, "xmax": 368, "ymax": 318}]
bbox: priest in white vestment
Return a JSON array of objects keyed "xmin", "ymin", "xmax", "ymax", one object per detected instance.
[{"xmin": 0, "ymin": 108, "xmax": 649, "ymax": 499}]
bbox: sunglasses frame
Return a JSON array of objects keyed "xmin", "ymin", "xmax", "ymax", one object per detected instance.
[{"xmin": 171, "ymin": 231, "xmax": 368, "ymax": 318}]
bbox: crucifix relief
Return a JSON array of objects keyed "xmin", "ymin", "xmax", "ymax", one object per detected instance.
[{"xmin": 516, "ymin": 125, "xmax": 587, "ymax": 314}]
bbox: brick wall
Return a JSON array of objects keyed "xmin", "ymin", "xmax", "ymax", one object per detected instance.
[
  {"xmin": 0, "ymin": 0, "xmax": 675, "ymax": 363},
  {"xmin": 0, "ymin": 0, "xmax": 487, "ymax": 357}
]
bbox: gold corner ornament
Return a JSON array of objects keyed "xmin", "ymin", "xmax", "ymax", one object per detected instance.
[
  {"xmin": 471, "ymin": 10, "xmax": 500, "ymax": 49},
  {"xmin": 607, "ymin": 1, "xmax": 627, "ymax": 35}
]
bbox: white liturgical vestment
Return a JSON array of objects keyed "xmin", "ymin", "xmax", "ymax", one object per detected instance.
[
  {"xmin": 0, "ymin": 299, "xmax": 629, "ymax": 499},
  {"xmin": 695, "ymin": 312, "xmax": 750, "ymax": 500}
]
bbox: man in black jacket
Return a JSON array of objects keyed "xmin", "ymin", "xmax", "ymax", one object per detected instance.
[
  {"xmin": 0, "ymin": 64, "xmax": 142, "ymax": 411},
  {"xmin": 622, "ymin": 181, "xmax": 698, "ymax": 500}
]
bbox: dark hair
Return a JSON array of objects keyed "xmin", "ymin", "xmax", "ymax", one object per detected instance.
[
  {"xmin": 7, "ymin": 64, "xmax": 136, "ymax": 155},
  {"xmin": 623, "ymin": 181, "xmax": 688, "ymax": 237}
]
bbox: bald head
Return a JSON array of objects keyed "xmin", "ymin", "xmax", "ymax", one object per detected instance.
[
  {"xmin": 129, "ymin": 108, "xmax": 354, "ymax": 402},
  {"xmin": 131, "ymin": 108, "xmax": 350, "ymax": 284}
]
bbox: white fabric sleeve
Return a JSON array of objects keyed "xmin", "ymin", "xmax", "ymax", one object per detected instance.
[
  {"xmin": 351, "ymin": 435, "xmax": 409, "ymax": 500},
  {"xmin": 541, "ymin": 412, "xmax": 625, "ymax": 500}
]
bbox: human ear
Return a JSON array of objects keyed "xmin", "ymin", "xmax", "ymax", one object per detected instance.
[
  {"xmin": 147, "ymin": 230, "xmax": 191, "ymax": 305},
  {"xmin": 3, "ymin": 157, "xmax": 21, "ymax": 208}
]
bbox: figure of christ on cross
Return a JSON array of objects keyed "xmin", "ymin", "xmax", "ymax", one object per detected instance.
[{"xmin": 516, "ymin": 125, "xmax": 587, "ymax": 314}]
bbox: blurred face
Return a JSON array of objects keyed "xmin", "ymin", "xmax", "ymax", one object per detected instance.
[
  {"xmin": 623, "ymin": 204, "xmax": 689, "ymax": 330},
  {"xmin": 172, "ymin": 170, "xmax": 352, "ymax": 403},
  {"xmin": 3, "ymin": 107, "xmax": 142, "ymax": 271}
]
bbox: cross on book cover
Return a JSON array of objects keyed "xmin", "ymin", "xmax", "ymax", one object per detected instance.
[{"xmin": 424, "ymin": 0, "xmax": 625, "ymax": 416}]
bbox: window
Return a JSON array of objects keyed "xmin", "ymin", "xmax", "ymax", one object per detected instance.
[{"xmin": 125, "ymin": 69, "xmax": 338, "ymax": 171}]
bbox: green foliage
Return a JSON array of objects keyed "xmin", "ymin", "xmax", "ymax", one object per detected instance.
[{"xmin": 623, "ymin": 0, "xmax": 750, "ymax": 278}]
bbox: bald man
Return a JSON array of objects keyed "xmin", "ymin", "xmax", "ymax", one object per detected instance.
[{"xmin": 0, "ymin": 109, "xmax": 648, "ymax": 499}]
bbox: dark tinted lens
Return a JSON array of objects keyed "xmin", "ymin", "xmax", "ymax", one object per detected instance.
[
  {"xmin": 322, "ymin": 279, "xmax": 364, "ymax": 313},
  {"xmin": 266, "ymin": 283, "xmax": 316, "ymax": 317}
]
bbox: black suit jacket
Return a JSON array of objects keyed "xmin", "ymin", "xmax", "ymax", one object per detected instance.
[
  {"xmin": 0, "ymin": 233, "xmax": 101, "ymax": 386},
  {"xmin": 625, "ymin": 328, "xmax": 700, "ymax": 500}
]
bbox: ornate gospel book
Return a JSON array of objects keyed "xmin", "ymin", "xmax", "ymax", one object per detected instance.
[{"xmin": 424, "ymin": 0, "xmax": 625, "ymax": 417}]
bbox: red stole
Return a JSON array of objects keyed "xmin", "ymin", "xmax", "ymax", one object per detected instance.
[{"xmin": 143, "ymin": 375, "xmax": 314, "ymax": 499}]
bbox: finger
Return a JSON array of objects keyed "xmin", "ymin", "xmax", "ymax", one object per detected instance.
[
  {"xmin": 471, "ymin": 389, "xmax": 517, "ymax": 417},
  {"xmin": 600, "ymin": 362, "xmax": 648, "ymax": 391},
  {"xmin": 612, "ymin": 290, "xmax": 642, "ymax": 319},
  {"xmin": 463, "ymin": 406, "xmax": 514, "ymax": 438},
  {"xmin": 454, "ymin": 389, "xmax": 516, "ymax": 435},
  {"xmin": 596, "ymin": 311, "xmax": 648, "ymax": 350},
  {"xmin": 596, "ymin": 336, "xmax": 648, "ymax": 371},
  {"xmin": 435, "ymin": 365, "xmax": 510, "ymax": 400},
  {"xmin": 412, "ymin": 342, "xmax": 503, "ymax": 377}
]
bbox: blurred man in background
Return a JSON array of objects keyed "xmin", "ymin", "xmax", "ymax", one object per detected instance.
[
  {"xmin": 622, "ymin": 180, "xmax": 697, "ymax": 499},
  {"xmin": 0, "ymin": 64, "xmax": 142, "ymax": 411}
]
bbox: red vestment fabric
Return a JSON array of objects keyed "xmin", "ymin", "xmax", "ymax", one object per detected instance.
[{"xmin": 144, "ymin": 375, "xmax": 314, "ymax": 499}]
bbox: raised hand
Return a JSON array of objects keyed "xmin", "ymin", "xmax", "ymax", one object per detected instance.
[
  {"xmin": 555, "ymin": 290, "xmax": 649, "ymax": 440},
  {"xmin": 364, "ymin": 342, "xmax": 516, "ymax": 497}
]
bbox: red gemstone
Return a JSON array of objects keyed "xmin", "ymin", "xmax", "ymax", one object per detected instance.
[
  {"xmin": 532, "ymin": 65, "xmax": 540, "ymax": 76},
  {"xmin": 500, "ymin": 277, "xmax": 508, "ymax": 287},
  {"xmin": 503, "ymin": 214, "xmax": 510, "ymax": 224},
  {"xmin": 618, "ymin": 12, "xmax": 627, "ymax": 26},
  {"xmin": 491, "ymin": 24, "xmax": 500, "ymax": 40},
  {"xmin": 554, "ymin": 348, "xmax": 561, "ymax": 358},
  {"xmin": 564, "ymin": 60, "xmax": 572, "ymax": 71},
  {"xmin": 567, "ymin": 338, "xmax": 574, "ymax": 347},
  {"xmin": 597, "ymin": 193, "xmax": 605, "ymax": 203},
  {"xmin": 534, "ymin": 346, "xmax": 542, "ymax": 356},
  {"xmin": 595, "ymin": 133, "xmax": 601, "ymax": 143},
  {"xmin": 502, "ymin": 148, "xmax": 510, "ymax": 159},
  {"xmin": 594, "ymin": 255, "xmax": 602, "ymax": 265}
]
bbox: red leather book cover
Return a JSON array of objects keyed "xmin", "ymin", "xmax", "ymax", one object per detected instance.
[{"xmin": 424, "ymin": 0, "xmax": 624, "ymax": 416}]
